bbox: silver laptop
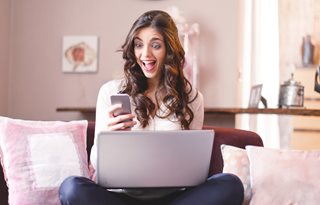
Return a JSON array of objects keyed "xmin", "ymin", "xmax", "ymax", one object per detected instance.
[{"xmin": 96, "ymin": 130, "xmax": 214, "ymax": 188}]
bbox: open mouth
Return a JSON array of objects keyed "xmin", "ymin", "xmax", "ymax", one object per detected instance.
[{"xmin": 142, "ymin": 60, "xmax": 156, "ymax": 71}]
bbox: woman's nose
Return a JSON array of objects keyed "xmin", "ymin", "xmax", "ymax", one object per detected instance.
[{"xmin": 141, "ymin": 46, "xmax": 151, "ymax": 58}]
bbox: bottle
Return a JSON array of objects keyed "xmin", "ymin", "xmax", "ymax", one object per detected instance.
[{"xmin": 302, "ymin": 34, "xmax": 315, "ymax": 67}]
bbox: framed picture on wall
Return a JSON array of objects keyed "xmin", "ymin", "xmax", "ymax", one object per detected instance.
[
  {"xmin": 62, "ymin": 36, "xmax": 99, "ymax": 73},
  {"xmin": 248, "ymin": 84, "xmax": 263, "ymax": 108}
]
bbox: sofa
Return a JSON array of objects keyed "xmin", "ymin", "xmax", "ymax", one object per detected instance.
[{"xmin": 0, "ymin": 121, "xmax": 263, "ymax": 205}]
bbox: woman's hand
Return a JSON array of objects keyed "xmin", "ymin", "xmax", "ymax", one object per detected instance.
[{"xmin": 106, "ymin": 104, "xmax": 137, "ymax": 131}]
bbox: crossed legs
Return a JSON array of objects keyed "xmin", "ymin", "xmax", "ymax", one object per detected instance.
[{"xmin": 59, "ymin": 173, "xmax": 244, "ymax": 205}]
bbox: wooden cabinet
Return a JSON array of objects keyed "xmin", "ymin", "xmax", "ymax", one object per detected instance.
[{"xmin": 291, "ymin": 68, "xmax": 320, "ymax": 150}]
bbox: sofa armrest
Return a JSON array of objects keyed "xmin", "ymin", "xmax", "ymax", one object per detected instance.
[
  {"xmin": 203, "ymin": 125, "xmax": 263, "ymax": 175},
  {"xmin": 86, "ymin": 121, "xmax": 96, "ymax": 163},
  {"xmin": 0, "ymin": 162, "xmax": 8, "ymax": 205}
]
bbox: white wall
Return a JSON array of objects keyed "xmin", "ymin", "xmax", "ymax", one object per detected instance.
[
  {"xmin": 0, "ymin": 0, "xmax": 10, "ymax": 116},
  {"xmin": 8, "ymin": 0, "xmax": 240, "ymax": 121}
]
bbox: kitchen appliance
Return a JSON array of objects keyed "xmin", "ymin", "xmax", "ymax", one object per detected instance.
[
  {"xmin": 315, "ymin": 66, "xmax": 320, "ymax": 93},
  {"xmin": 279, "ymin": 73, "xmax": 304, "ymax": 108}
]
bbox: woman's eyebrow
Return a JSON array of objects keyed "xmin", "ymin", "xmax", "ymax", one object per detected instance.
[
  {"xmin": 133, "ymin": 36, "xmax": 163, "ymax": 42},
  {"xmin": 150, "ymin": 37, "xmax": 163, "ymax": 42}
]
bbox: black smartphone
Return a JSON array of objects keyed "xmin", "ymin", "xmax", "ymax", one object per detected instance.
[{"xmin": 110, "ymin": 94, "xmax": 132, "ymax": 117}]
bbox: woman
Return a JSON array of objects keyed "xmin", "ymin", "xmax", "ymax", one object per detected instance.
[{"xmin": 59, "ymin": 10, "xmax": 244, "ymax": 205}]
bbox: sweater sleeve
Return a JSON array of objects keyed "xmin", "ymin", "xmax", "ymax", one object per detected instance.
[
  {"xmin": 189, "ymin": 90, "xmax": 204, "ymax": 130},
  {"xmin": 90, "ymin": 79, "xmax": 123, "ymax": 169}
]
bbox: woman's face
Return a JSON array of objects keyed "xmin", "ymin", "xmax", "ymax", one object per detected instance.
[{"xmin": 134, "ymin": 27, "xmax": 166, "ymax": 83}]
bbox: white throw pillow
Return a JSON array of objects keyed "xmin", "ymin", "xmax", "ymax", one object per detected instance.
[{"xmin": 221, "ymin": 144, "xmax": 251, "ymax": 205}]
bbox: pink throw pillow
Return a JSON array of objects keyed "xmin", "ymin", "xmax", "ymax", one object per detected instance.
[
  {"xmin": 221, "ymin": 145, "xmax": 251, "ymax": 205},
  {"xmin": 0, "ymin": 117, "xmax": 89, "ymax": 205},
  {"xmin": 246, "ymin": 145, "xmax": 320, "ymax": 205}
]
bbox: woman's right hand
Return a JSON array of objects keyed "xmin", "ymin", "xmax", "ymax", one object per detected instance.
[{"xmin": 106, "ymin": 104, "xmax": 137, "ymax": 131}]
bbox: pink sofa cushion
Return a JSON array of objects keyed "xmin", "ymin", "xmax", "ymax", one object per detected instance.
[
  {"xmin": 247, "ymin": 145, "xmax": 320, "ymax": 205},
  {"xmin": 0, "ymin": 117, "xmax": 89, "ymax": 205}
]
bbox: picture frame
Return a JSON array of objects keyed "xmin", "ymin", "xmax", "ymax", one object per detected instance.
[
  {"xmin": 248, "ymin": 84, "xmax": 263, "ymax": 108},
  {"xmin": 62, "ymin": 36, "xmax": 99, "ymax": 73}
]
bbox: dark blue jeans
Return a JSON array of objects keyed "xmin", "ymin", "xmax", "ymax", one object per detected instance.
[{"xmin": 59, "ymin": 173, "xmax": 244, "ymax": 205}]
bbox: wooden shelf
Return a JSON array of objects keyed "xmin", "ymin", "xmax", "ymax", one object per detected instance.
[
  {"xmin": 57, "ymin": 107, "xmax": 320, "ymax": 117},
  {"xmin": 305, "ymin": 97, "xmax": 320, "ymax": 102},
  {"xmin": 56, "ymin": 107, "xmax": 95, "ymax": 113},
  {"xmin": 204, "ymin": 107, "xmax": 320, "ymax": 116},
  {"xmin": 294, "ymin": 128, "xmax": 320, "ymax": 133}
]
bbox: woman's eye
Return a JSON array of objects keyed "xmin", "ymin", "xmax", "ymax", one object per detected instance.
[
  {"xmin": 152, "ymin": 43, "xmax": 161, "ymax": 49},
  {"xmin": 134, "ymin": 42, "xmax": 143, "ymax": 49}
]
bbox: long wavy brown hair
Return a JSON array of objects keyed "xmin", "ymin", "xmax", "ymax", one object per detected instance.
[{"xmin": 120, "ymin": 10, "xmax": 197, "ymax": 129}]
